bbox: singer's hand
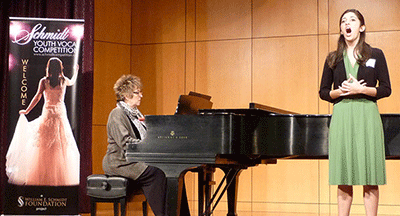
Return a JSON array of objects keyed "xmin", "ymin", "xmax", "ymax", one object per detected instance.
[{"xmin": 339, "ymin": 74, "xmax": 367, "ymax": 96}]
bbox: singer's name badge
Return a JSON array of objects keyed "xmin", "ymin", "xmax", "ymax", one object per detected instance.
[{"xmin": 366, "ymin": 58, "xmax": 376, "ymax": 68}]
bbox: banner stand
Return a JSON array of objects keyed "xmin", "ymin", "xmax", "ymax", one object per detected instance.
[{"xmin": 3, "ymin": 17, "xmax": 84, "ymax": 215}]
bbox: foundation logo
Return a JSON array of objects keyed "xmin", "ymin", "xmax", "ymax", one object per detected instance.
[
  {"xmin": 17, "ymin": 196, "xmax": 24, "ymax": 207},
  {"xmin": 17, "ymin": 195, "xmax": 68, "ymax": 211}
]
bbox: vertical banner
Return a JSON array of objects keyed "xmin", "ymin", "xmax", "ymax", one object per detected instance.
[{"xmin": 3, "ymin": 17, "xmax": 84, "ymax": 215}]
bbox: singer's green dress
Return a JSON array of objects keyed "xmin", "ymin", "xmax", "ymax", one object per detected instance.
[{"xmin": 329, "ymin": 53, "xmax": 386, "ymax": 185}]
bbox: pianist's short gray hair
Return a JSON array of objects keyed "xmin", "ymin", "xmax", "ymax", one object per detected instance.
[{"xmin": 113, "ymin": 74, "xmax": 143, "ymax": 102}]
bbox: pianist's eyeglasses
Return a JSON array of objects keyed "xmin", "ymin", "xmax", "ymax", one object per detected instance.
[{"xmin": 133, "ymin": 91, "xmax": 143, "ymax": 96}]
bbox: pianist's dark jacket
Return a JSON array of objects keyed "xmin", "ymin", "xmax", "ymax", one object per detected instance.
[
  {"xmin": 319, "ymin": 47, "xmax": 391, "ymax": 104},
  {"xmin": 102, "ymin": 107, "xmax": 148, "ymax": 180}
]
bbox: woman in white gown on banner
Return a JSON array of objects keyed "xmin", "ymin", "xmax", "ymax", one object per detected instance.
[{"xmin": 6, "ymin": 57, "xmax": 80, "ymax": 186}]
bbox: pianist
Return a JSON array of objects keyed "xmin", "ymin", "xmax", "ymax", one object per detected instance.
[{"xmin": 102, "ymin": 74, "xmax": 190, "ymax": 216}]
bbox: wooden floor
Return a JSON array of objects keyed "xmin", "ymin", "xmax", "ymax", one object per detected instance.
[
  {"xmin": 80, "ymin": 211, "xmax": 399, "ymax": 216},
  {"xmin": 80, "ymin": 199, "xmax": 400, "ymax": 216}
]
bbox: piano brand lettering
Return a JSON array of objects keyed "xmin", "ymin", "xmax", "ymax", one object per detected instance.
[
  {"xmin": 157, "ymin": 136, "xmax": 188, "ymax": 139},
  {"xmin": 157, "ymin": 131, "xmax": 188, "ymax": 139},
  {"xmin": 21, "ymin": 59, "xmax": 29, "ymax": 105}
]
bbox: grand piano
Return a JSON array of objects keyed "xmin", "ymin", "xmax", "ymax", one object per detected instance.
[{"xmin": 126, "ymin": 102, "xmax": 400, "ymax": 216}]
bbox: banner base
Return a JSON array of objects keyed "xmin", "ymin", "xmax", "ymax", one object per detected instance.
[{"xmin": 3, "ymin": 183, "xmax": 79, "ymax": 215}]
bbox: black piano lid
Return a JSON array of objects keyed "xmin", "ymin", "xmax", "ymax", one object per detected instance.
[
  {"xmin": 199, "ymin": 103, "xmax": 400, "ymax": 157},
  {"xmin": 200, "ymin": 102, "xmax": 400, "ymax": 118}
]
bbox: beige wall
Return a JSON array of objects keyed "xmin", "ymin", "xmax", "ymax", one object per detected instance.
[{"xmin": 93, "ymin": 0, "xmax": 400, "ymax": 215}]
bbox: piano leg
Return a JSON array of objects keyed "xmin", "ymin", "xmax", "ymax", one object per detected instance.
[
  {"xmin": 197, "ymin": 166, "xmax": 215, "ymax": 216},
  {"xmin": 198, "ymin": 170, "xmax": 205, "ymax": 216},
  {"xmin": 200, "ymin": 165, "xmax": 244, "ymax": 216},
  {"xmin": 181, "ymin": 180, "xmax": 190, "ymax": 216},
  {"xmin": 144, "ymin": 163, "xmax": 246, "ymax": 216},
  {"xmin": 148, "ymin": 163, "xmax": 197, "ymax": 216},
  {"xmin": 165, "ymin": 177, "xmax": 180, "ymax": 216},
  {"xmin": 165, "ymin": 176, "xmax": 190, "ymax": 216},
  {"xmin": 221, "ymin": 167, "xmax": 243, "ymax": 216}
]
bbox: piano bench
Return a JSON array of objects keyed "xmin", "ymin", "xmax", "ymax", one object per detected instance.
[{"xmin": 86, "ymin": 174, "xmax": 147, "ymax": 216}]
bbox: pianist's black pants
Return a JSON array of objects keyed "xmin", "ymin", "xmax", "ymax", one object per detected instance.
[{"xmin": 136, "ymin": 166, "xmax": 190, "ymax": 216}]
